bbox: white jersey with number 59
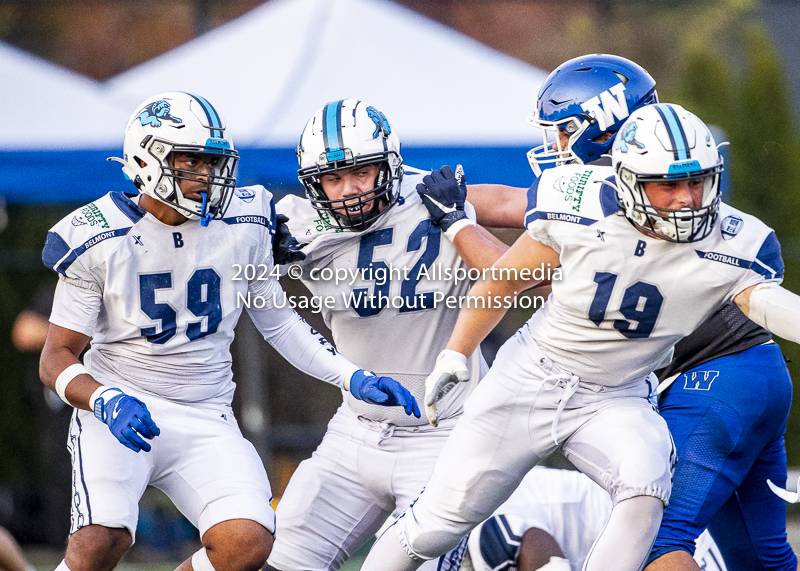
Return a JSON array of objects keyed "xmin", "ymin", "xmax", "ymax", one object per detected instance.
[
  {"xmin": 43, "ymin": 186, "xmax": 280, "ymax": 405},
  {"xmin": 524, "ymin": 165, "xmax": 784, "ymax": 386},
  {"xmin": 278, "ymin": 170, "xmax": 485, "ymax": 426}
]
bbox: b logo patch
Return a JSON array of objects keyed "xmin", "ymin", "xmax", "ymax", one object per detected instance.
[{"xmin": 720, "ymin": 215, "xmax": 743, "ymax": 240}]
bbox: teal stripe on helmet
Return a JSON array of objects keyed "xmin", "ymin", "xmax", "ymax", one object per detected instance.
[
  {"xmin": 189, "ymin": 93, "xmax": 223, "ymax": 139},
  {"xmin": 323, "ymin": 101, "xmax": 345, "ymax": 160},
  {"xmin": 658, "ymin": 104, "xmax": 689, "ymax": 161}
]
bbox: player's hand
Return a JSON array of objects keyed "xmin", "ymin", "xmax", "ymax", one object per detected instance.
[
  {"xmin": 273, "ymin": 214, "xmax": 306, "ymax": 265},
  {"xmin": 349, "ymin": 370, "xmax": 421, "ymax": 418},
  {"xmin": 93, "ymin": 388, "xmax": 160, "ymax": 453},
  {"xmin": 424, "ymin": 350, "xmax": 470, "ymax": 426},
  {"xmin": 416, "ymin": 165, "xmax": 475, "ymax": 239}
]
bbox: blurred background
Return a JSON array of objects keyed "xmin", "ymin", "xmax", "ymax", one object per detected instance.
[{"xmin": 1, "ymin": 0, "xmax": 800, "ymax": 568}]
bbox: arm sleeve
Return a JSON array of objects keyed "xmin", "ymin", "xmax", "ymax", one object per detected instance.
[
  {"xmin": 748, "ymin": 283, "xmax": 800, "ymax": 344},
  {"xmin": 247, "ymin": 278, "xmax": 360, "ymax": 389},
  {"xmin": 49, "ymin": 277, "xmax": 102, "ymax": 337}
]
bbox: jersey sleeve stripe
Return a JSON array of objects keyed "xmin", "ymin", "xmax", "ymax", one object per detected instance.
[
  {"xmin": 44, "ymin": 228, "xmax": 132, "ymax": 276},
  {"xmin": 754, "ymin": 231, "xmax": 785, "ymax": 280},
  {"xmin": 110, "ymin": 192, "xmax": 146, "ymax": 223},
  {"xmin": 222, "ymin": 215, "xmax": 275, "ymax": 234},
  {"xmin": 600, "ymin": 177, "xmax": 621, "ymax": 216},
  {"xmin": 42, "ymin": 231, "xmax": 72, "ymax": 274},
  {"xmin": 527, "ymin": 176, "xmax": 541, "ymax": 211},
  {"xmin": 526, "ymin": 211, "xmax": 598, "ymax": 226}
]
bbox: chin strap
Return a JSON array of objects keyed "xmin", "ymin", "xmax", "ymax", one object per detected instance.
[{"xmin": 200, "ymin": 191, "xmax": 212, "ymax": 227}]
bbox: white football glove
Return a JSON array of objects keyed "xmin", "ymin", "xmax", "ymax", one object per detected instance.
[{"xmin": 424, "ymin": 349, "xmax": 470, "ymax": 426}]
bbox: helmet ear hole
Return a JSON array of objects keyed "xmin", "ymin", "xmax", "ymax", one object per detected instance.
[{"xmin": 134, "ymin": 156, "xmax": 147, "ymax": 168}]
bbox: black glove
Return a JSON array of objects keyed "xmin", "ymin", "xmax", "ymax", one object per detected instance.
[
  {"xmin": 273, "ymin": 214, "xmax": 306, "ymax": 265},
  {"xmin": 416, "ymin": 165, "xmax": 474, "ymax": 239}
]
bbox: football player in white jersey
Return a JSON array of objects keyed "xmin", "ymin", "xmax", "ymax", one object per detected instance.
[
  {"xmin": 264, "ymin": 99, "xmax": 508, "ymax": 571},
  {"xmin": 432, "ymin": 54, "xmax": 795, "ymax": 570},
  {"xmin": 361, "ymin": 104, "xmax": 800, "ymax": 571},
  {"xmin": 462, "ymin": 467, "xmax": 727, "ymax": 571},
  {"xmin": 38, "ymin": 92, "xmax": 418, "ymax": 571}
]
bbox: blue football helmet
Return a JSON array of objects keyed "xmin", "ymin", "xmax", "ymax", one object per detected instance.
[{"xmin": 528, "ymin": 54, "xmax": 658, "ymax": 175}]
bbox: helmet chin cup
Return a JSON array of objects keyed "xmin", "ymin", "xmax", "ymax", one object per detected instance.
[{"xmin": 297, "ymin": 99, "xmax": 403, "ymax": 231}]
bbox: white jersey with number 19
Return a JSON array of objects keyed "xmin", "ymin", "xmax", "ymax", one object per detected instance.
[{"xmin": 524, "ymin": 165, "xmax": 784, "ymax": 386}]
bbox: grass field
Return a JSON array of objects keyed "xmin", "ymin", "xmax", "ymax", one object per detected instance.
[{"xmin": 25, "ymin": 515, "xmax": 800, "ymax": 570}]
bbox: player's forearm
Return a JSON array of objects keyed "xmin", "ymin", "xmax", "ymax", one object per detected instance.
[
  {"xmin": 452, "ymin": 226, "xmax": 508, "ymax": 271},
  {"xmin": 39, "ymin": 327, "xmax": 99, "ymax": 410},
  {"xmin": 467, "ymin": 184, "xmax": 528, "ymax": 229},
  {"xmin": 446, "ymin": 277, "xmax": 516, "ymax": 357},
  {"xmin": 249, "ymin": 304, "xmax": 359, "ymax": 389},
  {"xmin": 737, "ymin": 282, "xmax": 800, "ymax": 344}
]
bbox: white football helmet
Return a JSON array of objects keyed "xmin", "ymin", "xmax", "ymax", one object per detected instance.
[
  {"xmin": 297, "ymin": 99, "xmax": 403, "ymax": 231},
  {"xmin": 611, "ymin": 103, "xmax": 723, "ymax": 242},
  {"xmin": 109, "ymin": 92, "xmax": 238, "ymax": 224}
]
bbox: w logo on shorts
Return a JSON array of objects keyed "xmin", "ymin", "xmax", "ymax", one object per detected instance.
[{"xmin": 683, "ymin": 371, "xmax": 719, "ymax": 391}]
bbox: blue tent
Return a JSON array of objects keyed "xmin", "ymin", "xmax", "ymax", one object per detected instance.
[{"xmin": 4, "ymin": 0, "xmax": 550, "ymax": 205}]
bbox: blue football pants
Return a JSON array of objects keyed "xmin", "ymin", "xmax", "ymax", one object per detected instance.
[{"xmin": 648, "ymin": 343, "xmax": 796, "ymax": 570}]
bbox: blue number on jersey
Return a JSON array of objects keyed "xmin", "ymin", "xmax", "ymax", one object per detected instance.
[
  {"xmin": 589, "ymin": 271, "xmax": 664, "ymax": 338},
  {"xmin": 400, "ymin": 219, "xmax": 441, "ymax": 313},
  {"xmin": 139, "ymin": 273, "xmax": 177, "ymax": 344},
  {"xmin": 140, "ymin": 269, "xmax": 222, "ymax": 343},
  {"xmin": 186, "ymin": 268, "xmax": 223, "ymax": 340},
  {"xmin": 353, "ymin": 219, "xmax": 442, "ymax": 317},
  {"xmin": 353, "ymin": 228, "xmax": 394, "ymax": 317}
]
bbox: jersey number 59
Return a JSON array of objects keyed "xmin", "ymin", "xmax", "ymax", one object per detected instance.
[{"xmin": 139, "ymin": 269, "xmax": 222, "ymax": 344}]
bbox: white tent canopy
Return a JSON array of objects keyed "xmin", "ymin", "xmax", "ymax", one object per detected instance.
[
  {"xmin": 1, "ymin": 41, "xmax": 129, "ymax": 150},
  {"xmin": 106, "ymin": 0, "xmax": 548, "ymax": 147}
]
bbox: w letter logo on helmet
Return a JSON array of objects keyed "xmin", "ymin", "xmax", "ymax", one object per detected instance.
[
  {"xmin": 527, "ymin": 54, "xmax": 658, "ymax": 175},
  {"xmin": 580, "ymin": 83, "xmax": 629, "ymax": 132}
]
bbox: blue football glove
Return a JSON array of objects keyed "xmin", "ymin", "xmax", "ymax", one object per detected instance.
[
  {"xmin": 416, "ymin": 165, "xmax": 475, "ymax": 240},
  {"xmin": 273, "ymin": 214, "xmax": 306, "ymax": 265},
  {"xmin": 349, "ymin": 370, "xmax": 421, "ymax": 418},
  {"xmin": 93, "ymin": 388, "xmax": 161, "ymax": 453}
]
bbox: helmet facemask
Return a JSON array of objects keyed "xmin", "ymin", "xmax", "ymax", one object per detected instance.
[
  {"xmin": 527, "ymin": 112, "xmax": 594, "ymax": 175},
  {"xmin": 616, "ymin": 160, "xmax": 722, "ymax": 243},
  {"xmin": 297, "ymin": 100, "xmax": 404, "ymax": 232},
  {"xmin": 150, "ymin": 142, "xmax": 238, "ymax": 225},
  {"xmin": 300, "ymin": 151, "xmax": 401, "ymax": 231}
]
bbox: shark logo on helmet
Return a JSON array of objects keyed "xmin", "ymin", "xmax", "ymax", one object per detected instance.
[
  {"xmin": 614, "ymin": 122, "xmax": 646, "ymax": 153},
  {"xmin": 366, "ymin": 106, "xmax": 391, "ymax": 139},
  {"xmin": 138, "ymin": 101, "xmax": 183, "ymax": 128}
]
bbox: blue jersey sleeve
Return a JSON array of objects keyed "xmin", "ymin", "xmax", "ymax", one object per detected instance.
[{"xmin": 751, "ymin": 231, "xmax": 784, "ymax": 281}]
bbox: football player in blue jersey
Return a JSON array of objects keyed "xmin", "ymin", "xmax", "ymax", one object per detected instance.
[
  {"xmin": 361, "ymin": 92, "xmax": 800, "ymax": 571},
  {"xmin": 418, "ymin": 54, "xmax": 797, "ymax": 571},
  {"xmin": 38, "ymin": 92, "xmax": 417, "ymax": 571}
]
